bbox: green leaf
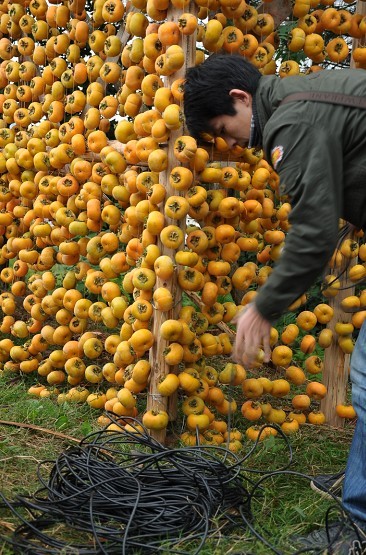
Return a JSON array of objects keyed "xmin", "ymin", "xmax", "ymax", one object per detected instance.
[
  {"xmin": 55, "ymin": 415, "xmax": 69, "ymax": 430},
  {"xmin": 80, "ymin": 422, "xmax": 93, "ymax": 436}
]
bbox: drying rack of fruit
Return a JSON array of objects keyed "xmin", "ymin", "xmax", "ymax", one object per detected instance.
[{"xmin": 0, "ymin": 0, "xmax": 366, "ymax": 447}]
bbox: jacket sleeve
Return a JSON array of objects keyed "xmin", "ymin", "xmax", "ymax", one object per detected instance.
[{"xmin": 254, "ymin": 122, "xmax": 343, "ymax": 323}]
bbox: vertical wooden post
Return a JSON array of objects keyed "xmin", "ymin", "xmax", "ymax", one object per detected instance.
[
  {"xmin": 321, "ymin": 259, "xmax": 353, "ymax": 426},
  {"xmin": 260, "ymin": 0, "xmax": 292, "ymax": 28},
  {"xmin": 147, "ymin": 4, "xmax": 197, "ymax": 444},
  {"xmin": 320, "ymin": 2, "xmax": 366, "ymax": 425}
]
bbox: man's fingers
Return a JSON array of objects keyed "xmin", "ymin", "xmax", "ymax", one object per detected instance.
[
  {"xmin": 231, "ymin": 303, "xmax": 271, "ymax": 367},
  {"xmin": 237, "ymin": 334, "xmax": 266, "ymax": 367},
  {"xmin": 242, "ymin": 352, "xmax": 257, "ymax": 369},
  {"xmin": 263, "ymin": 334, "xmax": 271, "ymax": 363}
]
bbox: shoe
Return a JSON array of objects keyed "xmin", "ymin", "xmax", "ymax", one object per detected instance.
[
  {"xmin": 293, "ymin": 520, "xmax": 366, "ymax": 554},
  {"xmin": 310, "ymin": 471, "xmax": 345, "ymax": 502}
]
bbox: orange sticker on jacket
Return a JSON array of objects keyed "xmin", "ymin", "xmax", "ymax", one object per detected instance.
[{"xmin": 271, "ymin": 145, "xmax": 284, "ymax": 169}]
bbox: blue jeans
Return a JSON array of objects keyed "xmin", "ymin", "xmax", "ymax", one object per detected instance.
[{"xmin": 343, "ymin": 320, "xmax": 366, "ymax": 529}]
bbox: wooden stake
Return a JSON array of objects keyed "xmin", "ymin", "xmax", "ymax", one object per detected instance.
[
  {"xmin": 260, "ymin": 0, "xmax": 292, "ymax": 28},
  {"xmin": 321, "ymin": 1, "xmax": 366, "ymax": 426},
  {"xmin": 147, "ymin": 3, "xmax": 197, "ymax": 444},
  {"xmin": 321, "ymin": 248, "xmax": 357, "ymax": 426}
]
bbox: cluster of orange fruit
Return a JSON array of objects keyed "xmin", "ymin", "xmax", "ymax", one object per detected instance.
[{"xmin": 0, "ymin": 0, "xmax": 364, "ymax": 444}]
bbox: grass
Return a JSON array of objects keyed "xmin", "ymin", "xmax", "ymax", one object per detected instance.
[{"xmin": 0, "ymin": 374, "xmax": 354, "ymax": 555}]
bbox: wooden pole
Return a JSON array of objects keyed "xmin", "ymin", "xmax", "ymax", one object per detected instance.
[
  {"xmin": 147, "ymin": 3, "xmax": 197, "ymax": 444},
  {"xmin": 320, "ymin": 260, "xmax": 353, "ymax": 426},
  {"xmin": 320, "ymin": 1, "xmax": 366, "ymax": 425},
  {"xmin": 260, "ymin": 0, "xmax": 292, "ymax": 28}
]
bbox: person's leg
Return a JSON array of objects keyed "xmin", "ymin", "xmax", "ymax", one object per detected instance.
[{"xmin": 343, "ymin": 320, "xmax": 366, "ymax": 530}]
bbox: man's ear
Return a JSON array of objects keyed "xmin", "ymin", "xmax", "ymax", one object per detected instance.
[{"xmin": 229, "ymin": 89, "xmax": 252, "ymax": 106}]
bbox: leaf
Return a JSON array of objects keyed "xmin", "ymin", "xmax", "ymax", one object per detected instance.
[
  {"xmin": 80, "ymin": 422, "xmax": 92, "ymax": 436},
  {"xmin": 263, "ymin": 434, "xmax": 276, "ymax": 449},
  {"xmin": 55, "ymin": 415, "xmax": 69, "ymax": 430},
  {"xmin": 182, "ymin": 292, "xmax": 199, "ymax": 309}
]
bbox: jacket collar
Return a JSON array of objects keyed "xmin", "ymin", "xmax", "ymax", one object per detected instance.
[
  {"xmin": 254, "ymin": 75, "xmax": 280, "ymax": 140},
  {"xmin": 249, "ymin": 93, "xmax": 262, "ymax": 148}
]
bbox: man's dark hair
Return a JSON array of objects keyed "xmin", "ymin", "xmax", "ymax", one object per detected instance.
[{"xmin": 184, "ymin": 54, "xmax": 262, "ymax": 139}]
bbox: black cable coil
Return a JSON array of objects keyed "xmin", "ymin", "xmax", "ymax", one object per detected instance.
[{"xmin": 0, "ymin": 414, "xmax": 360, "ymax": 555}]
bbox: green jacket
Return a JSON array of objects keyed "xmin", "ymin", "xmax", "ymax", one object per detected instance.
[{"xmin": 253, "ymin": 69, "xmax": 366, "ymax": 323}]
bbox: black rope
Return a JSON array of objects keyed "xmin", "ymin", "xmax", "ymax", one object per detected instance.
[{"xmin": 0, "ymin": 415, "xmax": 358, "ymax": 555}]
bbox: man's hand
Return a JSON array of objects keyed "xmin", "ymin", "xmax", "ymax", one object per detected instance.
[{"xmin": 233, "ymin": 303, "xmax": 272, "ymax": 367}]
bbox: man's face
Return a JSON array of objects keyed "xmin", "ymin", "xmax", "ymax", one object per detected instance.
[{"xmin": 209, "ymin": 89, "xmax": 253, "ymax": 149}]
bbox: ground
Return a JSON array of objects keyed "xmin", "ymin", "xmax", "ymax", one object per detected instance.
[{"xmin": 0, "ymin": 374, "xmax": 353, "ymax": 555}]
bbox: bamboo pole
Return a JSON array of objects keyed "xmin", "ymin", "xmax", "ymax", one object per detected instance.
[
  {"xmin": 147, "ymin": 3, "xmax": 198, "ymax": 444},
  {"xmin": 259, "ymin": 0, "xmax": 292, "ymax": 29},
  {"xmin": 320, "ymin": 260, "xmax": 354, "ymax": 426},
  {"xmin": 320, "ymin": 2, "xmax": 366, "ymax": 426}
]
